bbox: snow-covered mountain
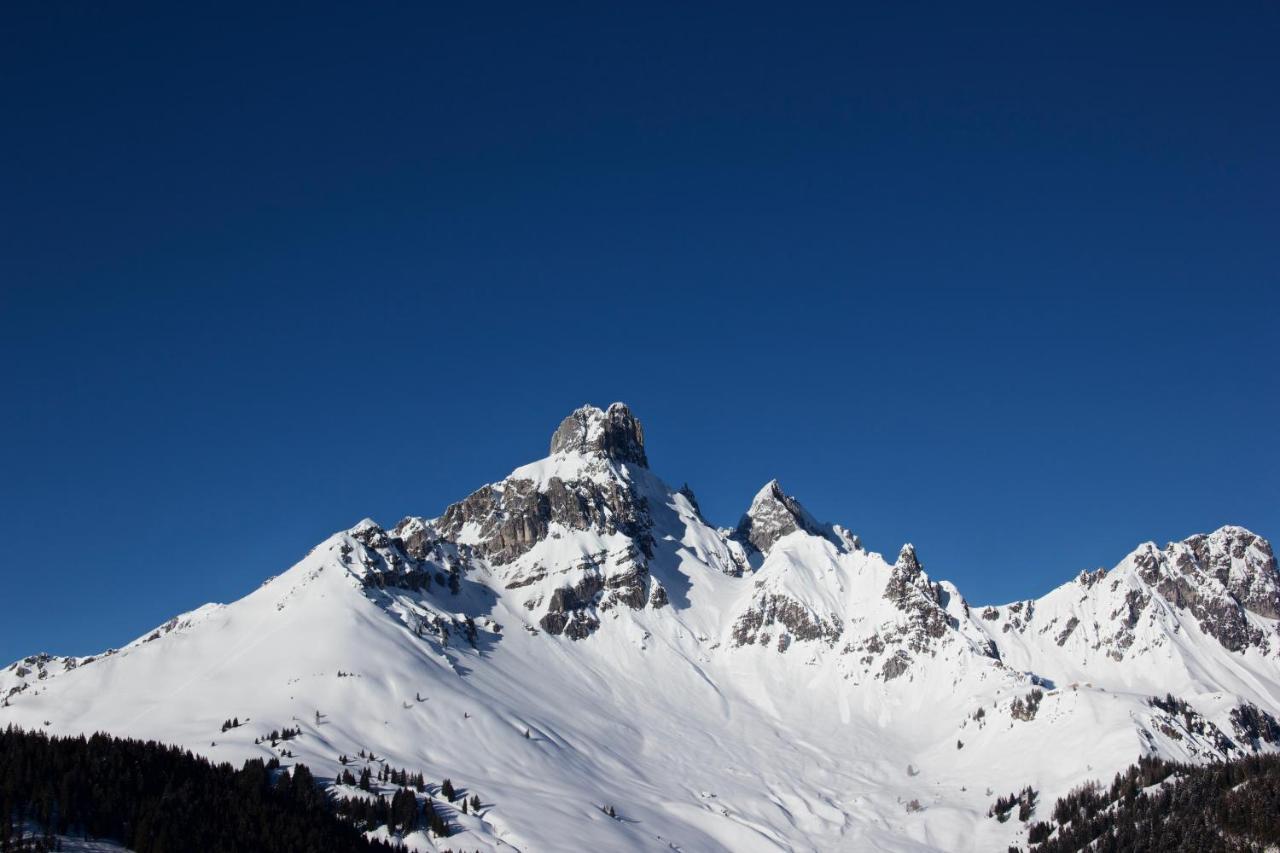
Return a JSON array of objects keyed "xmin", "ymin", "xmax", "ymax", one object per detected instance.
[{"xmin": 5, "ymin": 403, "xmax": 1279, "ymax": 852}]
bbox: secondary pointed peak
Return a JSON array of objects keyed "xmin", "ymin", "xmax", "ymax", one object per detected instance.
[
  {"xmin": 896, "ymin": 543, "xmax": 919, "ymax": 566},
  {"xmin": 748, "ymin": 478, "xmax": 785, "ymax": 506},
  {"xmin": 735, "ymin": 479, "xmax": 826, "ymax": 555}
]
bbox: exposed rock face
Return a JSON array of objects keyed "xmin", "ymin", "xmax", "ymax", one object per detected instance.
[
  {"xmin": 425, "ymin": 404, "xmax": 668, "ymax": 640},
  {"xmin": 346, "ymin": 518, "xmax": 464, "ymax": 594},
  {"xmin": 883, "ymin": 545, "xmax": 955, "ymax": 653},
  {"xmin": 391, "ymin": 517, "xmax": 440, "ymax": 561},
  {"xmin": 601, "ymin": 546, "xmax": 650, "ymax": 611},
  {"xmin": 441, "ymin": 473, "xmax": 657, "ymax": 640},
  {"xmin": 540, "ymin": 572, "xmax": 606, "ymax": 636},
  {"xmin": 1054, "ymin": 616, "xmax": 1080, "ymax": 646},
  {"xmin": 330, "ymin": 407, "xmax": 1280, "ymax": 669},
  {"xmin": 438, "ymin": 475, "xmax": 653, "ymax": 567},
  {"xmin": 676, "ymin": 483, "xmax": 702, "ymax": 517},
  {"xmin": 1186, "ymin": 528, "xmax": 1279, "ymax": 618},
  {"xmin": 730, "ymin": 592, "xmax": 843, "ymax": 649},
  {"xmin": 1132, "ymin": 529, "xmax": 1279, "ymax": 654},
  {"xmin": 979, "ymin": 527, "xmax": 1279, "ymax": 667},
  {"xmin": 734, "ymin": 480, "xmax": 828, "ymax": 555},
  {"xmin": 722, "ymin": 521, "xmax": 978, "ymax": 672},
  {"xmin": 1148, "ymin": 695, "xmax": 1239, "ymax": 758},
  {"xmin": 881, "ymin": 650, "xmax": 911, "ymax": 681},
  {"xmin": 1103, "ymin": 586, "xmax": 1150, "ymax": 661},
  {"xmin": 548, "ymin": 403, "xmax": 647, "ymax": 468},
  {"xmin": 1077, "ymin": 568, "xmax": 1107, "ymax": 589},
  {"xmin": 532, "ymin": 545, "xmax": 656, "ymax": 638}
]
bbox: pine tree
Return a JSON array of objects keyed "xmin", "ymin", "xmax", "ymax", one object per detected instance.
[
  {"xmin": 424, "ymin": 797, "xmax": 449, "ymax": 837},
  {"xmin": 0, "ymin": 727, "xmax": 406, "ymax": 852}
]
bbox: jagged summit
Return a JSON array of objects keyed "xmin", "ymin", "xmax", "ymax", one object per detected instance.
[
  {"xmin": 895, "ymin": 543, "xmax": 921, "ymax": 573},
  {"xmin": 3, "ymin": 405, "xmax": 1278, "ymax": 853},
  {"xmin": 548, "ymin": 402, "xmax": 647, "ymax": 467},
  {"xmin": 734, "ymin": 478, "xmax": 829, "ymax": 554},
  {"xmin": 1180, "ymin": 525, "xmax": 1276, "ymax": 597}
]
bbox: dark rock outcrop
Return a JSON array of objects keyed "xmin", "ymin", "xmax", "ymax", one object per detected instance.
[
  {"xmin": 549, "ymin": 403, "xmax": 647, "ymax": 468},
  {"xmin": 532, "ymin": 547, "xmax": 655, "ymax": 639},
  {"xmin": 881, "ymin": 650, "xmax": 912, "ymax": 681},
  {"xmin": 345, "ymin": 520, "xmax": 463, "ymax": 594},
  {"xmin": 883, "ymin": 545, "xmax": 955, "ymax": 652},
  {"xmin": 437, "ymin": 475, "xmax": 653, "ymax": 566},
  {"xmin": 734, "ymin": 480, "xmax": 829, "ymax": 555},
  {"xmin": 1129, "ymin": 529, "xmax": 1278, "ymax": 655},
  {"xmin": 1187, "ymin": 528, "xmax": 1279, "ymax": 618},
  {"xmin": 730, "ymin": 593, "xmax": 843, "ymax": 648}
]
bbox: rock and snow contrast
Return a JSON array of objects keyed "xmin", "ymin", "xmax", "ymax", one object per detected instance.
[{"xmin": 4, "ymin": 403, "xmax": 1279, "ymax": 852}]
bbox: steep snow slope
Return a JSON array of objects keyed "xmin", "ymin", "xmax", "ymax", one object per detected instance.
[{"xmin": 5, "ymin": 403, "xmax": 1280, "ymax": 852}]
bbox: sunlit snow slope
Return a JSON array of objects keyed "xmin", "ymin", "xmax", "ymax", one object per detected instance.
[{"xmin": 5, "ymin": 403, "xmax": 1280, "ymax": 852}]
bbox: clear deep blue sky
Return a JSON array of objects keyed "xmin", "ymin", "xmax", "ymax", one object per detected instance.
[{"xmin": 2, "ymin": 3, "xmax": 1277, "ymax": 663}]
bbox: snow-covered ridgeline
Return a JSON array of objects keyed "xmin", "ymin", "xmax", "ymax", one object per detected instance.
[{"xmin": 4, "ymin": 403, "xmax": 1278, "ymax": 852}]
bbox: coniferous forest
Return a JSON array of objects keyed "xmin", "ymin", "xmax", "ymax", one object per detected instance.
[
  {"xmin": 0, "ymin": 726, "xmax": 405, "ymax": 852},
  {"xmin": 1021, "ymin": 752, "xmax": 1280, "ymax": 853}
]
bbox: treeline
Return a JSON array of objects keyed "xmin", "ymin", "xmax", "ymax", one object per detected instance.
[
  {"xmin": 333, "ymin": 789, "xmax": 449, "ymax": 838},
  {"xmin": 0, "ymin": 726, "xmax": 403, "ymax": 852},
  {"xmin": 1020, "ymin": 753, "xmax": 1280, "ymax": 853},
  {"xmin": 332, "ymin": 757, "xmax": 479, "ymax": 838}
]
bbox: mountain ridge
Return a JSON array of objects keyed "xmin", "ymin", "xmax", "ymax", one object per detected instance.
[{"xmin": 4, "ymin": 402, "xmax": 1278, "ymax": 852}]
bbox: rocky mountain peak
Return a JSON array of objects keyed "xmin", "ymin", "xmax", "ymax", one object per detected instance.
[
  {"xmin": 1181, "ymin": 526, "xmax": 1279, "ymax": 619},
  {"xmin": 887, "ymin": 543, "xmax": 939, "ymax": 604},
  {"xmin": 1183, "ymin": 526, "xmax": 1273, "ymax": 570},
  {"xmin": 895, "ymin": 543, "xmax": 921, "ymax": 574},
  {"xmin": 548, "ymin": 402, "xmax": 647, "ymax": 468},
  {"xmin": 1110, "ymin": 525, "xmax": 1280, "ymax": 655},
  {"xmin": 734, "ymin": 479, "xmax": 828, "ymax": 555}
]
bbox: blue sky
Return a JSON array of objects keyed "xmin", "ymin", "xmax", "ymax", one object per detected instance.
[{"xmin": 1, "ymin": 3, "xmax": 1277, "ymax": 663}]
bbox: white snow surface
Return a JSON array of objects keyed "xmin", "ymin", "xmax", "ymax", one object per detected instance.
[{"xmin": 5, "ymin": 404, "xmax": 1280, "ymax": 852}]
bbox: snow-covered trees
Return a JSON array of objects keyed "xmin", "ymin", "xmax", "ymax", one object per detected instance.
[
  {"xmin": 1010, "ymin": 689, "xmax": 1044, "ymax": 722},
  {"xmin": 988, "ymin": 786, "xmax": 1037, "ymax": 823},
  {"xmin": 0, "ymin": 727, "xmax": 403, "ymax": 852},
  {"xmin": 389, "ymin": 787, "xmax": 417, "ymax": 833},
  {"xmin": 1031, "ymin": 754, "xmax": 1280, "ymax": 851}
]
